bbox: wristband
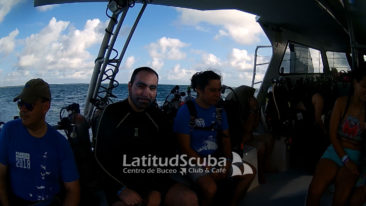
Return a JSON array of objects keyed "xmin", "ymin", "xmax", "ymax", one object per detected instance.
[
  {"xmin": 117, "ymin": 186, "xmax": 127, "ymax": 196},
  {"xmin": 341, "ymin": 155, "xmax": 350, "ymax": 164}
]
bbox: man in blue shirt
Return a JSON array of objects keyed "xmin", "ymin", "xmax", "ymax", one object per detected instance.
[
  {"xmin": 174, "ymin": 70, "xmax": 255, "ymax": 206},
  {"xmin": 0, "ymin": 78, "xmax": 80, "ymax": 206}
]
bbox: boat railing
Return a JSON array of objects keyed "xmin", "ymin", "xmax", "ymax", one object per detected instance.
[
  {"xmin": 84, "ymin": 0, "xmax": 149, "ymax": 122},
  {"xmin": 251, "ymin": 45, "xmax": 272, "ymax": 88}
]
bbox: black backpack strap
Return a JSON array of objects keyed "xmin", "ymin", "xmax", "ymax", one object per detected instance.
[
  {"xmin": 186, "ymin": 100, "xmax": 223, "ymax": 132},
  {"xmin": 186, "ymin": 100, "xmax": 197, "ymax": 130},
  {"xmin": 216, "ymin": 107, "xmax": 223, "ymax": 130}
]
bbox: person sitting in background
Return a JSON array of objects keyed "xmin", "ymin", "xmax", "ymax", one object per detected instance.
[
  {"xmin": 291, "ymin": 79, "xmax": 330, "ymax": 173},
  {"xmin": 174, "ymin": 70, "xmax": 255, "ymax": 206},
  {"xmin": 307, "ymin": 67, "xmax": 366, "ymax": 206},
  {"xmin": 0, "ymin": 78, "xmax": 80, "ymax": 206},
  {"xmin": 225, "ymin": 85, "xmax": 274, "ymax": 184}
]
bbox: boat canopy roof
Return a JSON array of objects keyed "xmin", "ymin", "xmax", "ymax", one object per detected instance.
[{"xmin": 34, "ymin": 0, "xmax": 366, "ymax": 53}]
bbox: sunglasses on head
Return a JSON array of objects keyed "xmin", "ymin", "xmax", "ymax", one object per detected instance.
[{"xmin": 17, "ymin": 100, "xmax": 35, "ymax": 111}]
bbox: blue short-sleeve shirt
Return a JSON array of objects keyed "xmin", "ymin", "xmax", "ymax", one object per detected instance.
[
  {"xmin": 173, "ymin": 99, "xmax": 229, "ymax": 156},
  {"xmin": 0, "ymin": 119, "xmax": 79, "ymax": 201}
]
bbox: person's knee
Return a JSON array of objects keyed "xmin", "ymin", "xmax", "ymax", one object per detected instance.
[
  {"xmin": 307, "ymin": 180, "xmax": 329, "ymax": 199},
  {"xmin": 197, "ymin": 177, "xmax": 217, "ymax": 198},
  {"xmin": 146, "ymin": 191, "xmax": 161, "ymax": 206},
  {"xmin": 307, "ymin": 185, "xmax": 322, "ymax": 198},
  {"xmin": 350, "ymin": 195, "xmax": 364, "ymax": 206},
  {"xmin": 334, "ymin": 168, "xmax": 358, "ymax": 196},
  {"xmin": 179, "ymin": 189, "xmax": 199, "ymax": 206},
  {"xmin": 203, "ymin": 182, "xmax": 217, "ymax": 198},
  {"xmin": 165, "ymin": 183, "xmax": 199, "ymax": 206}
]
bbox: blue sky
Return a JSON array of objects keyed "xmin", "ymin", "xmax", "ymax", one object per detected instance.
[{"xmin": 0, "ymin": 0, "xmax": 272, "ymax": 87}]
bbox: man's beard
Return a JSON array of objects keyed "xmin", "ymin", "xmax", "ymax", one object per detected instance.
[{"xmin": 132, "ymin": 96, "xmax": 153, "ymax": 109}]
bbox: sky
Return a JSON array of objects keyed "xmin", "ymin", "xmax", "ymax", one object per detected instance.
[{"xmin": 0, "ymin": 0, "xmax": 272, "ymax": 87}]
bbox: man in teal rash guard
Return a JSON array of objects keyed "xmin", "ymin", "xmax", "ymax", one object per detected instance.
[{"xmin": 0, "ymin": 78, "xmax": 80, "ymax": 206}]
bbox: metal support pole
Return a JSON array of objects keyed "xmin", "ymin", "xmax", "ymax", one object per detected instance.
[
  {"xmin": 84, "ymin": 4, "xmax": 128, "ymax": 120},
  {"xmin": 343, "ymin": 0, "xmax": 359, "ymax": 70},
  {"xmin": 106, "ymin": 1, "xmax": 147, "ymax": 93},
  {"xmin": 91, "ymin": 7, "xmax": 129, "ymax": 104},
  {"xmin": 84, "ymin": 11, "xmax": 120, "ymax": 118}
]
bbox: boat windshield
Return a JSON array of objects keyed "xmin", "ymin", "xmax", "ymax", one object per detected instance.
[
  {"xmin": 326, "ymin": 51, "xmax": 351, "ymax": 73},
  {"xmin": 279, "ymin": 42, "xmax": 323, "ymax": 74}
]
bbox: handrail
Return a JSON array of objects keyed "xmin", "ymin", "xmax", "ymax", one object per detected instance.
[
  {"xmin": 84, "ymin": 2, "xmax": 127, "ymax": 119},
  {"xmin": 251, "ymin": 45, "xmax": 272, "ymax": 88},
  {"xmin": 84, "ymin": 0, "xmax": 148, "ymax": 121}
]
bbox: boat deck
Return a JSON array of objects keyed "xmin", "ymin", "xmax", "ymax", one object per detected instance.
[
  {"xmin": 240, "ymin": 169, "xmax": 312, "ymax": 206},
  {"xmin": 239, "ymin": 169, "xmax": 339, "ymax": 206}
]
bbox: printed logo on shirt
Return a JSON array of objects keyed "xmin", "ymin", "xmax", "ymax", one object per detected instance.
[
  {"xmin": 15, "ymin": 151, "xmax": 31, "ymax": 169},
  {"xmin": 196, "ymin": 138, "xmax": 218, "ymax": 153},
  {"xmin": 194, "ymin": 118, "xmax": 205, "ymax": 127}
]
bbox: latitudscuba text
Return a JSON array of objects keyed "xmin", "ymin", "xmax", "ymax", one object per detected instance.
[{"xmin": 122, "ymin": 154, "xmax": 227, "ymax": 167}]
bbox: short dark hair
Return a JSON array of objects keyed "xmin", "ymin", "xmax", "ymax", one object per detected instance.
[
  {"xmin": 130, "ymin": 67, "xmax": 159, "ymax": 84},
  {"xmin": 191, "ymin": 70, "xmax": 221, "ymax": 91}
]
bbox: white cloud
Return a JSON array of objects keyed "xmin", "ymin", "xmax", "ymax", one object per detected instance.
[
  {"xmin": 0, "ymin": 29, "xmax": 19, "ymax": 56},
  {"xmin": 201, "ymin": 53, "xmax": 222, "ymax": 67},
  {"xmin": 183, "ymin": 49, "xmax": 255, "ymax": 87},
  {"xmin": 152, "ymin": 58, "xmax": 164, "ymax": 70},
  {"xmin": 0, "ymin": 0, "xmax": 23, "ymax": 23},
  {"xmin": 215, "ymin": 30, "xmax": 229, "ymax": 39},
  {"xmin": 36, "ymin": 5, "xmax": 58, "ymax": 12},
  {"xmin": 228, "ymin": 48, "xmax": 253, "ymax": 70},
  {"xmin": 167, "ymin": 64, "xmax": 197, "ymax": 81},
  {"xmin": 147, "ymin": 37, "xmax": 188, "ymax": 69},
  {"xmin": 123, "ymin": 56, "xmax": 135, "ymax": 70},
  {"xmin": 0, "ymin": 69, "xmax": 30, "ymax": 86},
  {"xmin": 177, "ymin": 8, "xmax": 263, "ymax": 45},
  {"xmin": 15, "ymin": 17, "xmax": 106, "ymax": 82},
  {"xmin": 239, "ymin": 72, "xmax": 253, "ymax": 81}
]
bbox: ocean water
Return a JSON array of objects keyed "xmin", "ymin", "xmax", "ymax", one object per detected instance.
[{"xmin": 0, "ymin": 84, "xmax": 189, "ymax": 126}]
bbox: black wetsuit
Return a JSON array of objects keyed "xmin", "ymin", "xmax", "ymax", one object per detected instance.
[{"xmin": 95, "ymin": 99, "xmax": 174, "ymax": 204}]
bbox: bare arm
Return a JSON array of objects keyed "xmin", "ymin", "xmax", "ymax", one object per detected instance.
[
  {"xmin": 0, "ymin": 163, "xmax": 9, "ymax": 206},
  {"xmin": 329, "ymin": 98, "xmax": 346, "ymax": 158},
  {"xmin": 63, "ymin": 180, "xmax": 80, "ymax": 206},
  {"xmin": 312, "ymin": 93, "xmax": 325, "ymax": 131},
  {"xmin": 221, "ymin": 130, "xmax": 233, "ymax": 159}
]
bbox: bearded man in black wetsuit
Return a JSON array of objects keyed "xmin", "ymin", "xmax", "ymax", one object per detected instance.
[{"xmin": 95, "ymin": 67, "xmax": 198, "ymax": 206}]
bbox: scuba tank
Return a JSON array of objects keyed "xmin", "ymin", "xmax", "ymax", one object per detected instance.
[{"xmin": 57, "ymin": 103, "xmax": 100, "ymax": 205}]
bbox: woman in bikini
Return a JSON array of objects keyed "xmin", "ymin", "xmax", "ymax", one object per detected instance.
[{"xmin": 307, "ymin": 67, "xmax": 366, "ymax": 206}]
